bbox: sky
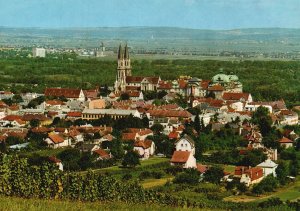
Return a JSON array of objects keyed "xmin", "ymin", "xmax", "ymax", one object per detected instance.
[{"xmin": 0, "ymin": 0, "xmax": 300, "ymax": 29}]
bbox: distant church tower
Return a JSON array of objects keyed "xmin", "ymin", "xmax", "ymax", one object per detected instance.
[{"xmin": 115, "ymin": 44, "xmax": 132, "ymax": 92}]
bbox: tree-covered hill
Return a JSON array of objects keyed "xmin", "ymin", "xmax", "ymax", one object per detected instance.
[{"xmin": 0, "ymin": 57, "xmax": 299, "ymax": 106}]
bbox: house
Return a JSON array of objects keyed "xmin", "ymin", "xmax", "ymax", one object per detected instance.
[
  {"xmin": 278, "ymin": 137, "xmax": 294, "ymax": 148},
  {"xmin": 234, "ymin": 166, "xmax": 264, "ymax": 187},
  {"xmin": 133, "ymin": 140, "xmax": 155, "ymax": 159},
  {"xmin": 48, "ymin": 156, "xmax": 63, "ymax": 171},
  {"xmin": 174, "ymin": 134, "xmax": 195, "ymax": 155},
  {"xmin": 82, "ymin": 108, "xmax": 141, "ymax": 120},
  {"xmin": 88, "ymin": 99, "xmax": 106, "ymax": 109},
  {"xmin": 44, "ymin": 88, "xmax": 85, "ymax": 101},
  {"xmin": 257, "ymin": 159, "xmax": 278, "ymax": 177},
  {"xmin": 93, "ymin": 149, "xmax": 112, "ymax": 160},
  {"xmin": 170, "ymin": 151, "xmax": 197, "ymax": 168},
  {"xmin": 276, "ymin": 110, "xmax": 298, "ymax": 125},
  {"xmin": 222, "ymin": 92, "xmax": 252, "ymax": 103},
  {"xmin": 44, "ymin": 133, "xmax": 70, "ymax": 149}
]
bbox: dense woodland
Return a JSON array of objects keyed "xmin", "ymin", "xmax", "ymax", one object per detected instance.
[{"xmin": 0, "ymin": 54, "xmax": 300, "ymax": 107}]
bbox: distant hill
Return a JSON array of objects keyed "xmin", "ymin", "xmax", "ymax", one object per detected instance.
[{"xmin": 1, "ymin": 26, "xmax": 300, "ymax": 53}]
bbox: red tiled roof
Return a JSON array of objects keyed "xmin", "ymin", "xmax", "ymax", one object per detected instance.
[
  {"xmin": 93, "ymin": 149, "xmax": 110, "ymax": 159},
  {"xmin": 170, "ymin": 151, "xmax": 190, "ymax": 163},
  {"xmin": 48, "ymin": 133, "xmax": 65, "ymax": 144},
  {"xmin": 147, "ymin": 109, "xmax": 192, "ymax": 118},
  {"xmin": 45, "ymin": 88, "xmax": 82, "ymax": 98},
  {"xmin": 45, "ymin": 100, "xmax": 64, "ymax": 106},
  {"xmin": 168, "ymin": 131, "xmax": 179, "ymax": 139},
  {"xmin": 31, "ymin": 127, "xmax": 52, "ymax": 133},
  {"xmin": 67, "ymin": 111, "xmax": 82, "ymax": 117},
  {"xmin": 83, "ymin": 89, "xmax": 98, "ymax": 99},
  {"xmin": 201, "ymin": 80, "xmax": 210, "ymax": 89},
  {"xmin": 197, "ymin": 164, "xmax": 208, "ymax": 174},
  {"xmin": 178, "ymin": 79, "xmax": 187, "ymax": 89},
  {"xmin": 122, "ymin": 132, "xmax": 137, "ymax": 141},
  {"xmin": 222, "ymin": 92, "xmax": 250, "ymax": 101},
  {"xmin": 2, "ymin": 115, "xmax": 22, "ymax": 121},
  {"xmin": 208, "ymin": 84, "xmax": 224, "ymax": 91},
  {"xmin": 22, "ymin": 114, "xmax": 48, "ymax": 122},
  {"xmin": 8, "ymin": 104, "xmax": 20, "ymax": 111},
  {"xmin": 278, "ymin": 136, "xmax": 293, "ymax": 143},
  {"xmin": 48, "ymin": 156, "xmax": 61, "ymax": 163},
  {"xmin": 134, "ymin": 140, "xmax": 153, "ymax": 149}
]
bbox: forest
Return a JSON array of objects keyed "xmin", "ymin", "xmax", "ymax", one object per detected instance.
[{"xmin": 0, "ymin": 54, "xmax": 300, "ymax": 106}]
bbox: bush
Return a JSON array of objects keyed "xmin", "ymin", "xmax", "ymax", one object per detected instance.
[
  {"xmin": 139, "ymin": 171, "xmax": 152, "ymax": 180},
  {"xmin": 164, "ymin": 165, "xmax": 183, "ymax": 175},
  {"xmin": 252, "ymin": 175, "xmax": 279, "ymax": 195},
  {"xmin": 122, "ymin": 173, "xmax": 133, "ymax": 181},
  {"xmin": 152, "ymin": 171, "xmax": 164, "ymax": 179},
  {"xmin": 173, "ymin": 169, "xmax": 200, "ymax": 184},
  {"xmin": 258, "ymin": 197, "xmax": 283, "ymax": 208}
]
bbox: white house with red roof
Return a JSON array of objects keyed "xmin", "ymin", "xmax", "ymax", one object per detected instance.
[
  {"xmin": 278, "ymin": 137, "xmax": 294, "ymax": 148},
  {"xmin": 175, "ymin": 134, "xmax": 195, "ymax": 156},
  {"xmin": 133, "ymin": 140, "xmax": 155, "ymax": 159},
  {"xmin": 170, "ymin": 151, "xmax": 196, "ymax": 168},
  {"xmin": 44, "ymin": 133, "xmax": 70, "ymax": 149}
]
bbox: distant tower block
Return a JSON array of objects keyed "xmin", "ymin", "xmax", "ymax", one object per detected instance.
[
  {"xmin": 32, "ymin": 47, "xmax": 46, "ymax": 58},
  {"xmin": 100, "ymin": 42, "xmax": 105, "ymax": 57}
]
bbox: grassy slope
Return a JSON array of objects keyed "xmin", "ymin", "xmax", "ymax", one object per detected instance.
[
  {"xmin": 0, "ymin": 196, "xmax": 212, "ymax": 211},
  {"xmin": 224, "ymin": 177, "xmax": 300, "ymax": 203}
]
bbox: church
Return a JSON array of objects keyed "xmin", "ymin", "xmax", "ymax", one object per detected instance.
[{"xmin": 114, "ymin": 44, "xmax": 161, "ymax": 93}]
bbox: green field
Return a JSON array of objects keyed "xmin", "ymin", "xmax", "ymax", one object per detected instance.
[
  {"xmin": 224, "ymin": 177, "xmax": 300, "ymax": 203},
  {"xmin": 0, "ymin": 196, "xmax": 213, "ymax": 211}
]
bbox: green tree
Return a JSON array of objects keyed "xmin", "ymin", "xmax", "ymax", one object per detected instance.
[
  {"xmin": 193, "ymin": 111, "xmax": 201, "ymax": 134},
  {"xmin": 110, "ymin": 138, "xmax": 124, "ymax": 160},
  {"xmin": 120, "ymin": 93, "xmax": 130, "ymax": 100},
  {"xmin": 29, "ymin": 119, "xmax": 40, "ymax": 128},
  {"xmin": 251, "ymin": 106, "xmax": 272, "ymax": 136},
  {"xmin": 276, "ymin": 160, "xmax": 290, "ymax": 185},
  {"xmin": 150, "ymin": 123, "xmax": 164, "ymax": 135},
  {"xmin": 122, "ymin": 150, "xmax": 140, "ymax": 168},
  {"xmin": 204, "ymin": 166, "xmax": 224, "ymax": 184}
]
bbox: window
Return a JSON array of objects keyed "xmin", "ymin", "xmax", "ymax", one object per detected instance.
[{"xmin": 181, "ymin": 144, "xmax": 183, "ymax": 147}]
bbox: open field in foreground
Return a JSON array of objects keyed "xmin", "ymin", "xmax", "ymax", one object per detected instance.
[
  {"xmin": 0, "ymin": 196, "xmax": 217, "ymax": 211},
  {"xmin": 224, "ymin": 177, "xmax": 300, "ymax": 203}
]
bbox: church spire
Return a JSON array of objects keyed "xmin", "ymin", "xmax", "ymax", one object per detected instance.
[
  {"xmin": 118, "ymin": 44, "xmax": 123, "ymax": 59},
  {"xmin": 124, "ymin": 44, "xmax": 129, "ymax": 59}
]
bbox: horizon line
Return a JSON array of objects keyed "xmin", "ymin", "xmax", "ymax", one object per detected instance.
[{"xmin": 1, "ymin": 25, "xmax": 300, "ymax": 31}]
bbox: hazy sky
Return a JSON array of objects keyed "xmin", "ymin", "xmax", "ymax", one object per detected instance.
[{"xmin": 0, "ymin": 0, "xmax": 299, "ymax": 29}]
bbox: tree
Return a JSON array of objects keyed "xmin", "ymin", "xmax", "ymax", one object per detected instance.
[
  {"xmin": 110, "ymin": 138, "xmax": 124, "ymax": 159},
  {"xmin": 150, "ymin": 123, "xmax": 164, "ymax": 135},
  {"xmin": 122, "ymin": 150, "xmax": 140, "ymax": 168},
  {"xmin": 276, "ymin": 160, "xmax": 290, "ymax": 185},
  {"xmin": 173, "ymin": 168, "xmax": 200, "ymax": 184},
  {"xmin": 204, "ymin": 166, "xmax": 224, "ymax": 184},
  {"xmin": 120, "ymin": 93, "xmax": 130, "ymax": 100},
  {"xmin": 193, "ymin": 111, "xmax": 201, "ymax": 134},
  {"xmin": 252, "ymin": 175, "xmax": 279, "ymax": 195},
  {"xmin": 30, "ymin": 119, "xmax": 40, "ymax": 128},
  {"xmin": 251, "ymin": 106, "xmax": 272, "ymax": 136},
  {"xmin": 239, "ymin": 149, "xmax": 267, "ymax": 167}
]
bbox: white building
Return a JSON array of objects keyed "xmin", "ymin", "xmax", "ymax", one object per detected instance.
[
  {"xmin": 32, "ymin": 48, "xmax": 46, "ymax": 58},
  {"xmin": 175, "ymin": 134, "xmax": 195, "ymax": 155},
  {"xmin": 257, "ymin": 159, "xmax": 278, "ymax": 177}
]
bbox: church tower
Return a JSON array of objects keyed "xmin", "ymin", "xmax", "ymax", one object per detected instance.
[{"xmin": 115, "ymin": 44, "xmax": 132, "ymax": 93}]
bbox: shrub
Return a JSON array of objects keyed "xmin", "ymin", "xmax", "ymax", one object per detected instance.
[
  {"xmin": 164, "ymin": 165, "xmax": 183, "ymax": 175},
  {"xmin": 173, "ymin": 169, "xmax": 200, "ymax": 184},
  {"xmin": 258, "ymin": 197, "xmax": 283, "ymax": 208},
  {"xmin": 122, "ymin": 173, "xmax": 133, "ymax": 181}
]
